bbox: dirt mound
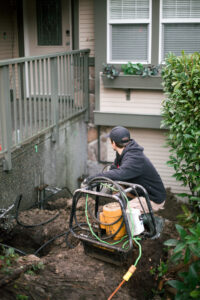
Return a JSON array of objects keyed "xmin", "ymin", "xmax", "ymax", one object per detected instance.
[{"xmin": 0, "ymin": 191, "xmax": 182, "ymax": 300}]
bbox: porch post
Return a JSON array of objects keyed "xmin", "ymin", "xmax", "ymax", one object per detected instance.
[
  {"xmin": 50, "ymin": 57, "xmax": 59, "ymax": 142},
  {"xmin": 84, "ymin": 51, "xmax": 90, "ymax": 122},
  {"xmin": 0, "ymin": 65, "xmax": 12, "ymax": 171}
]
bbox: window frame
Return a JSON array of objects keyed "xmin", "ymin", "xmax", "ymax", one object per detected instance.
[
  {"xmin": 107, "ymin": 0, "xmax": 152, "ymax": 64},
  {"xmin": 159, "ymin": 0, "xmax": 200, "ymax": 63}
]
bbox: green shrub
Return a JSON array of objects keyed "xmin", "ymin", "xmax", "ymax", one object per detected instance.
[
  {"xmin": 167, "ymin": 260, "xmax": 200, "ymax": 300},
  {"xmin": 162, "ymin": 52, "xmax": 200, "ymax": 299},
  {"xmin": 161, "ymin": 52, "xmax": 200, "ymax": 207}
]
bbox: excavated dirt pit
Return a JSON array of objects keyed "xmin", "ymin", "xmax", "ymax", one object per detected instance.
[{"xmin": 0, "ymin": 189, "xmax": 183, "ymax": 300}]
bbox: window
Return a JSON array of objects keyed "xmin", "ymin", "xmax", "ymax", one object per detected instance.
[
  {"xmin": 36, "ymin": 0, "xmax": 62, "ymax": 46},
  {"xmin": 160, "ymin": 0, "xmax": 200, "ymax": 62},
  {"xmin": 107, "ymin": 0, "xmax": 151, "ymax": 63}
]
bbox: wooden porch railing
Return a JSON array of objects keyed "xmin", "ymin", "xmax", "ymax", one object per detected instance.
[{"xmin": 0, "ymin": 49, "xmax": 90, "ymax": 170}]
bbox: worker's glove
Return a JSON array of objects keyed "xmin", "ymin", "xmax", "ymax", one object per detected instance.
[
  {"xmin": 80, "ymin": 176, "xmax": 95, "ymax": 188},
  {"xmin": 109, "ymin": 164, "xmax": 117, "ymax": 170},
  {"xmin": 80, "ymin": 178, "xmax": 88, "ymax": 188}
]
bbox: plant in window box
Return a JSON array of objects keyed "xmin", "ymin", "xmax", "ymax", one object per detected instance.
[
  {"xmin": 121, "ymin": 62, "xmax": 144, "ymax": 75},
  {"xmin": 142, "ymin": 65, "xmax": 160, "ymax": 77},
  {"xmin": 102, "ymin": 63, "xmax": 120, "ymax": 80},
  {"xmin": 122, "ymin": 62, "xmax": 160, "ymax": 77}
]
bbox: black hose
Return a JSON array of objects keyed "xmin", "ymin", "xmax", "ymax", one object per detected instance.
[
  {"xmin": 0, "ymin": 191, "xmax": 82, "ymax": 257},
  {"xmin": 0, "ymin": 242, "xmax": 27, "ymax": 256},
  {"xmin": 86, "ymin": 202, "xmax": 127, "ymax": 240},
  {"xmin": 73, "ymin": 177, "xmax": 157, "ymax": 241},
  {"xmin": 71, "ymin": 177, "xmax": 129, "ymax": 241},
  {"xmin": 15, "ymin": 195, "xmax": 60, "ymax": 228},
  {"xmin": 73, "ymin": 192, "xmax": 91, "ymax": 232},
  {"xmin": 34, "ymin": 232, "xmax": 68, "ymax": 256},
  {"xmin": 34, "ymin": 223, "xmax": 87, "ymax": 255}
]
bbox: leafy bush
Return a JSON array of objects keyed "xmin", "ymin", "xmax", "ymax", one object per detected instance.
[
  {"xmin": 161, "ymin": 52, "xmax": 200, "ymax": 207},
  {"xmin": 168, "ymin": 260, "xmax": 200, "ymax": 300},
  {"xmin": 164, "ymin": 223, "xmax": 200, "ymax": 299},
  {"xmin": 164, "ymin": 223, "xmax": 200, "ymax": 264},
  {"xmin": 162, "ymin": 52, "xmax": 200, "ymax": 299}
]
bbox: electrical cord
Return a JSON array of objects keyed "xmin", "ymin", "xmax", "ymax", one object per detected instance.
[
  {"xmin": 74, "ymin": 177, "xmax": 129, "ymax": 243},
  {"xmin": 85, "ymin": 193, "xmax": 128, "ymax": 246},
  {"xmin": 107, "ymin": 279, "xmax": 125, "ymax": 300},
  {"xmin": 84, "ymin": 182, "xmax": 142, "ymax": 251},
  {"xmin": 15, "ymin": 194, "xmax": 60, "ymax": 228},
  {"xmin": 78, "ymin": 177, "xmax": 143, "ymax": 300}
]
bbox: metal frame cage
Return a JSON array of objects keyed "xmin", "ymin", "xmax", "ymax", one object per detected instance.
[{"xmin": 69, "ymin": 177, "xmax": 160, "ymax": 265}]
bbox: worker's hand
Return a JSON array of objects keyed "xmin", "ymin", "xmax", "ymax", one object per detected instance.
[
  {"xmin": 80, "ymin": 175, "xmax": 95, "ymax": 188},
  {"xmin": 110, "ymin": 164, "xmax": 117, "ymax": 170},
  {"xmin": 80, "ymin": 178, "xmax": 88, "ymax": 188}
]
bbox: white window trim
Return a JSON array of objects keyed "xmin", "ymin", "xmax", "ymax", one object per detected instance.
[
  {"xmin": 107, "ymin": 0, "xmax": 152, "ymax": 64},
  {"xmin": 159, "ymin": 0, "xmax": 200, "ymax": 63}
]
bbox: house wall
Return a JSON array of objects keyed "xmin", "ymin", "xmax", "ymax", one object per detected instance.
[
  {"xmin": 0, "ymin": 114, "xmax": 88, "ymax": 210},
  {"xmin": 106, "ymin": 128, "xmax": 189, "ymax": 195},
  {"xmin": 84, "ymin": 0, "xmax": 192, "ymax": 199},
  {"xmin": 79, "ymin": 0, "xmax": 95, "ymax": 57},
  {"xmin": 96, "ymin": 77, "xmax": 190, "ymax": 195},
  {"xmin": 99, "ymin": 76, "xmax": 164, "ymax": 115},
  {"xmin": 0, "ymin": 2, "xmax": 19, "ymax": 60},
  {"xmin": 23, "ymin": 0, "xmax": 71, "ymax": 56}
]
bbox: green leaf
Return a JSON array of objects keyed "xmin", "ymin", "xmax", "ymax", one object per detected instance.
[
  {"xmin": 194, "ymin": 185, "xmax": 200, "ymax": 192},
  {"xmin": 189, "ymin": 244, "xmax": 200, "ymax": 257},
  {"xmin": 178, "ymin": 193, "xmax": 189, "ymax": 197},
  {"xmin": 190, "ymin": 196, "xmax": 200, "ymax": 202},
  {"xmin": 184, "ymin": 247, "xmax": 191, "ymax": 264},
  {"xmin": 171, "ymin": 251, "xmax": 183, "ymax": 263},
  {"xmin": 175, "ymin": 224, "xmax": 187, "ymax": 239},
  {"xmin": 190, "ymin": 290, "xmax": 200, "ymax": 298},
  {"xmin": 174, "ymin": 242, "xmax": 186, "ymax": 253},
  {"xmin": 163, "ymin": 239, "xmax": 178, "ymax": 246},
  {"xmin": 188, "ymin": 264, "xmax": 198, "ymax": 281},
  {"xmin": 167, "ymin": 280, "xmax": 185, "ymax": 290}
]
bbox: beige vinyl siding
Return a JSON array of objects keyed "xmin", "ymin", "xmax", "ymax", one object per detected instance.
[
  {"xmin": 100, "ymin": 76, "xmax": 164, "ymax": 114},
  {"xmin": 79, "ymin": 0, "xmax": 95, "ymax": 57},
  {"xmin": 0, "ymin": 2, "xmax": 19, "ymax": 60},
  {"xmin": 106, "ymin": 128, "xmax": 190, "ymax": 196}
]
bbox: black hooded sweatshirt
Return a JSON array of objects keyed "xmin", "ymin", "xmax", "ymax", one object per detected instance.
[{"xmin": 91, "ymin": 139, "xmax": 166, "ymax": 204}]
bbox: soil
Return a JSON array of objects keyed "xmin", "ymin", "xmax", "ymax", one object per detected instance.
[{"xmin": 0, "ymin": 188, "xmax": 183, "ymax": 300}]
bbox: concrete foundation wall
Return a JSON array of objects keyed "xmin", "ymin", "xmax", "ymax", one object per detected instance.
[{"xmin": 0, "ymin": 114, "xmax": 87, "ymax": 209}]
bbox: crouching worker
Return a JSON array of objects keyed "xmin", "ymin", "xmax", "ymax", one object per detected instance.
[{"xmin": 84, "ymin": 126, "xmax": 166, "ymax": 212}]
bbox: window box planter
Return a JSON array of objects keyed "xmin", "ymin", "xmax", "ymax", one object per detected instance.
[{"xmin": 101, "ymin": 74, "xmax": 163, "ymax": 90}]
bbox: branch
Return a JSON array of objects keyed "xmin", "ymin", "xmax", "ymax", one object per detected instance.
[{"xmin": 157, "ymin": 256, "xmax": 199, "ymax": 291}]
